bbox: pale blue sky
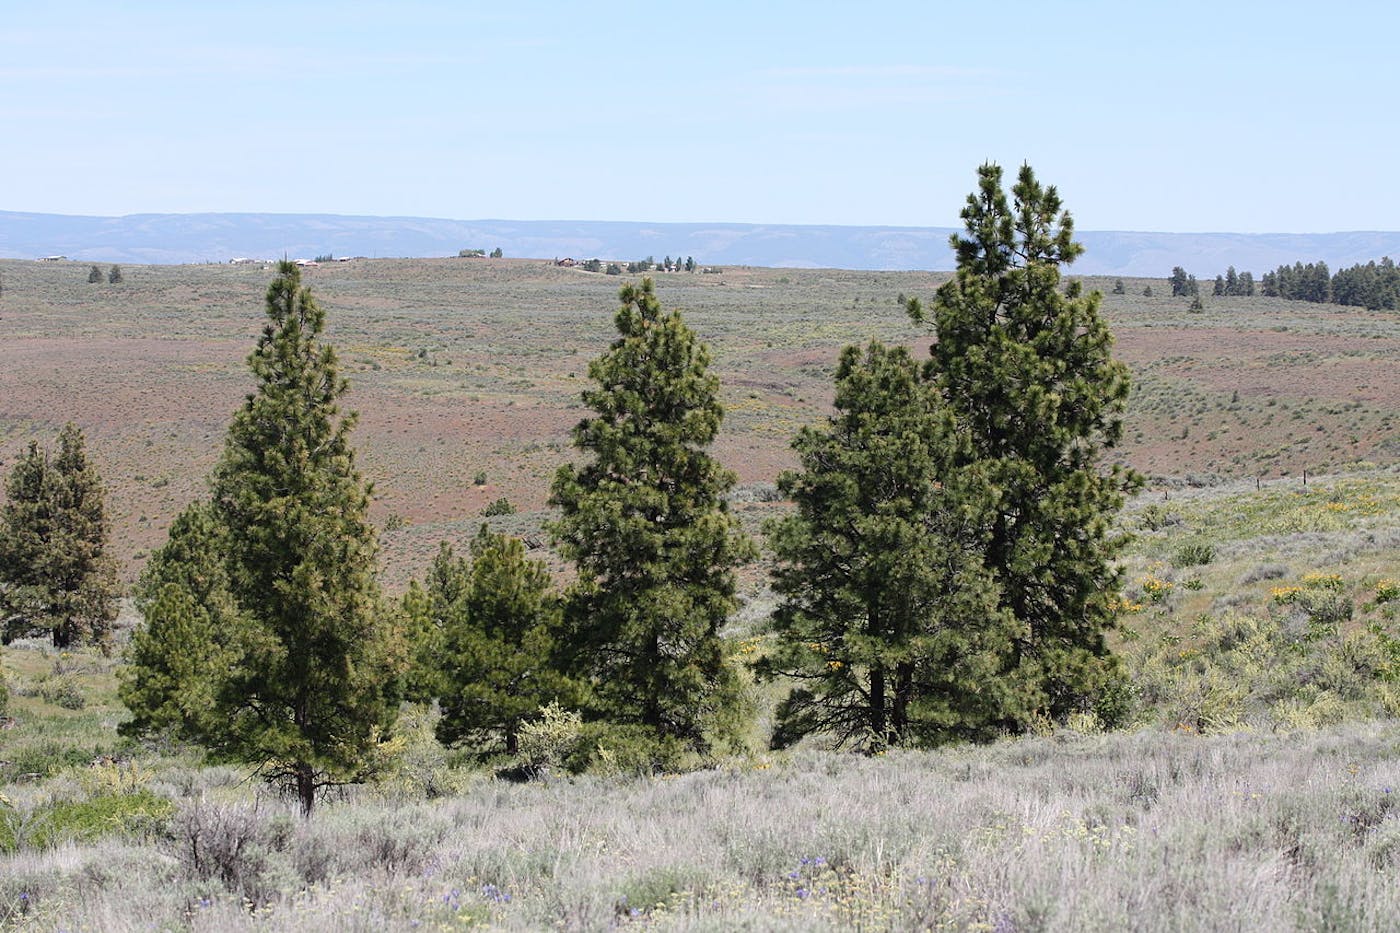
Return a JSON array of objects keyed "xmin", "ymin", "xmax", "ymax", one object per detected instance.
[{"xmin": 4, "ymin": 0, "xmax": 1396, "ymax": 232}]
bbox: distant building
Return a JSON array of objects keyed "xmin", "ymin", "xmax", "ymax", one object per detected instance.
[{"xmin": 38, "ymin": 255, "xmax": 66, "ymax": 262}]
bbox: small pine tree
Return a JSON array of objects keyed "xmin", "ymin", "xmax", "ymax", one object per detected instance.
[
  {"xmin": 120, "ymin": 503, "xmax": 244, "ymax": 739},
  {"xmin": 433, "ymin": 527, "xmax": 578, "ymax": 757},
  {"xmin": 0, "ymin": 442, "xmax": 51, "ymax": 644},
  {"xmin": 550, "ymin": 279, "xmax": 754, "ymax": 761},
  {"xmin": 87, "ymin": 265, "xmax": 103, "ymax": 284},
  {"xmin": 1112, "ymin": 278, "xmax": 1125, "ymax": 294},
  {"xmin": 0, "ymin": 425, "xmax": 120, "ymax": 649},
  {"xmin": 213, "ymin": 261, "xmax": 404, "ymax": 814},
  {"xmin": 108, "ymin": 265, "xmax": 123, "ymax": 284},
  {"xmin": 1169, "ymin": 266, "xmax": 1189, "ymax": 297},
  {"xmin": 1143, "ymin": 285, "xmax": 1153, "ymax": 297}
]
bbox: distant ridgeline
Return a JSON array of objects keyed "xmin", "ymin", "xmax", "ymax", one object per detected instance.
[{"xmin": 1170, "ymin": 256, "xmax": 1399, "ymax": 310}]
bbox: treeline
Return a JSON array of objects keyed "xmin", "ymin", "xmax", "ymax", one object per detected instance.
[
  {"xmin": 580, "ymin": 255, "xmax": 703, "ymax": 275},
  {"xmin": 1262, "ymin": 258, "xmax": 1399, "ymax": 309},
  {"xmin": 1, "ymin": 165, "xmax": 1136, "ymax": 814},
  {"xmin": 1166, "ymin": 257, "xmax": 1400, "ymax": 310},
  {"xmin": 1168, "ymin": 265, "xmax": 1255, "ymax": 298}
]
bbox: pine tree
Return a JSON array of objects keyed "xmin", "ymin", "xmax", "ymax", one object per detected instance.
[
  {"xmin": 120, "ymin": 503, "xmax": 244, "ymax": 740},
  {"xmin": 762, "ymin": 342, "xmax": 1019, "ymax": 751},
  {"xmin": 214, "ymin": 261, "xmax": 404, "ymax": 813},
  {"xmin": 433, "ymin": 527, "xmax": 578, "ymax": 757},
  {"xmin": 1169, "ymin": 266, "xmax": 1189, "ymax": 297},
  {"xmin": 122, "ymin": 262, "xmax": 404, "ymax": 815},
  {"xmin": 906, "ymin": 163, "xmax": 1139, "ymax": 726},
  {"xmin": 397, "ymin": 541, "xmax": 467, "ymax": 704},
  {"xmin": 87, "ymin": 265, "xmax": 103, "ymax": 284},
  {"xmin": 108, "ymin": 265, "xmax": 123, "ymax": 284},
  {"xmin": 0, "ymin": 425, "xmax": 119, "ymax": 649},
  {"xmin": 0, "ymin": 442, "xmax": 53, "ymax": 644},
  {"xmin": 549, "ymin": 278, "xmax": 754, "ymax": 762}
]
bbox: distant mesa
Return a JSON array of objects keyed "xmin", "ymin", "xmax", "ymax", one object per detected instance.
[{"xmin": 3, "ymin": 211, "xmax": 1399, "ymax": 276}]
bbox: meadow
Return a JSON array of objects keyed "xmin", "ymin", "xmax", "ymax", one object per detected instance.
[{"xmin": 1, "ymin": 256, "xmax": 1399, "ymax": 929}]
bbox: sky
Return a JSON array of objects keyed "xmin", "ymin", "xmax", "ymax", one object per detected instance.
[{"xmin": 3, "ymin": 0, "xmax": 1397, "ymax": 233}]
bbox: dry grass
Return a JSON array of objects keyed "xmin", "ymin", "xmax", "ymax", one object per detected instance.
[{"xmin": 5, "ymin": 725, "xmax": 1400, "ymax": 930}]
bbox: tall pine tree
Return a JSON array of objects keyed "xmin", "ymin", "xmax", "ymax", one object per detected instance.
[
  {"xmin": 549, "ymin": 278, "xmax": 753, "ymax": 763},
  {"xmin": 907, "ymin": 164, "xmax": 1139, "ymax": 726},
  {"xmin": 122, "ymin": 262, "xmax": 404, "ymax": 814}
]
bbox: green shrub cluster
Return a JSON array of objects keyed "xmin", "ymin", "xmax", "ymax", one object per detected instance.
[{"xmin": 1126, "ymin": 610, "xmax": 1396, "ymax": 733}]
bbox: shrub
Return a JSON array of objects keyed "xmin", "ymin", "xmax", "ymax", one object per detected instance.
[
  {"xmin": 580, "ymin": 722, "xmax": 696, "ymax": 776},
  {"xmin": 171, "ymin": 801, "xmax": 293, "ymax": 906},
  {"xmin": 27, "ymin": 790, "xmax": 174, "ymax": 849},
  {"xmin": 0, "ymin": 740, "xmax": 101, "ymax": 783},
  {"xmin": 1172, "ymin": 541, "xmax": 1215, "ymax": 568},
  {"xmin": 1138, "ymin": 504, "xmax": 1181, "ymax": 531},
  {"xmin": 473, "ymin": 471, "xmax": 488, "ymax": 486},
  {"xmin": 36, "ymin": 674, "xmax": 86, "ymax": 710},
  {"xmin": 515, "ymin": 703, "xmax": 585, "ymax": 778},
  {"xmin": 1377, "ymin": 580, "xmax": 1400, "ymax": 605},
  {"xmin": 1240, "ymin": 563, "xmax": 1289, "ymax": 585},
  {"xmin": 481, "ymin": 497, "xmax": 515, "ymax": 517}
]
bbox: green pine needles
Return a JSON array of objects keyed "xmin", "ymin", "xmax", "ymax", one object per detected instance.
[
  {"xmin": 121, "ymin": 262, "xmax": 404, "ymax": 815},
  {"xmin": 116, "ymin": 165, "xmax": 1138, "ymax": 788},
  {"xmin": 910, "ymin": 163, "xmax": 1140, "ymax": 727},
  {"xmin": 0, "ymin": 423, "xmax": 120, "ymax": 650},
  {"xmin": 768, "ymin": 163, "xmax": 1138, "ymax": 750},
  {"xmin": 416, "ymin": 527, "xmax": 580, "ymax": 759},
  {"xmin": 763, "ymin": 343, "xmax": 1019, "ymax": 751},
  {"xmin": 549, "ymin": 278, "xmax": 755, "ymax": 762}
]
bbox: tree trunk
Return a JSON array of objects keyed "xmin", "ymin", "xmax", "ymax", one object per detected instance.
[
  {"xmin": 892, "ymin": 661, "xmax": 914, "ymax": 742},
  {"xmin": 869, "ymin": 666, "xmax": 886, "ymax": 752},
  {"xmin": 296, "ymin": 763, "xmax": 316, "ymax": 818}
]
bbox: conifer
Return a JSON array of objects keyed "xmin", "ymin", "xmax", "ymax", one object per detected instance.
[
  {"xmin": 550, "ymin": 278, "xmax": 753, "ymax": 760},
  {"xmin": 763, "ymin": 342, "xmax": 1019, "ymax": 750},
  {"xmin": 907, "ymin": 164, "xmax": 1139, "ymax": 725}
]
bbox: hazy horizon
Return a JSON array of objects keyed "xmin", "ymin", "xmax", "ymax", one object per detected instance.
[
  {"xmin": 5, "ymin": 1, "xmax": 1399, "ymax": 234},
  {"xmin": 5, "ymin": 206, "xmax": 1399, "ymax": 238}
]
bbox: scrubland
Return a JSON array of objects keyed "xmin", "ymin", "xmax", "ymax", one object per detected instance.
[{"xmin": 2, "ymin": 257, "xmax": 1399, "ymax": 929}]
